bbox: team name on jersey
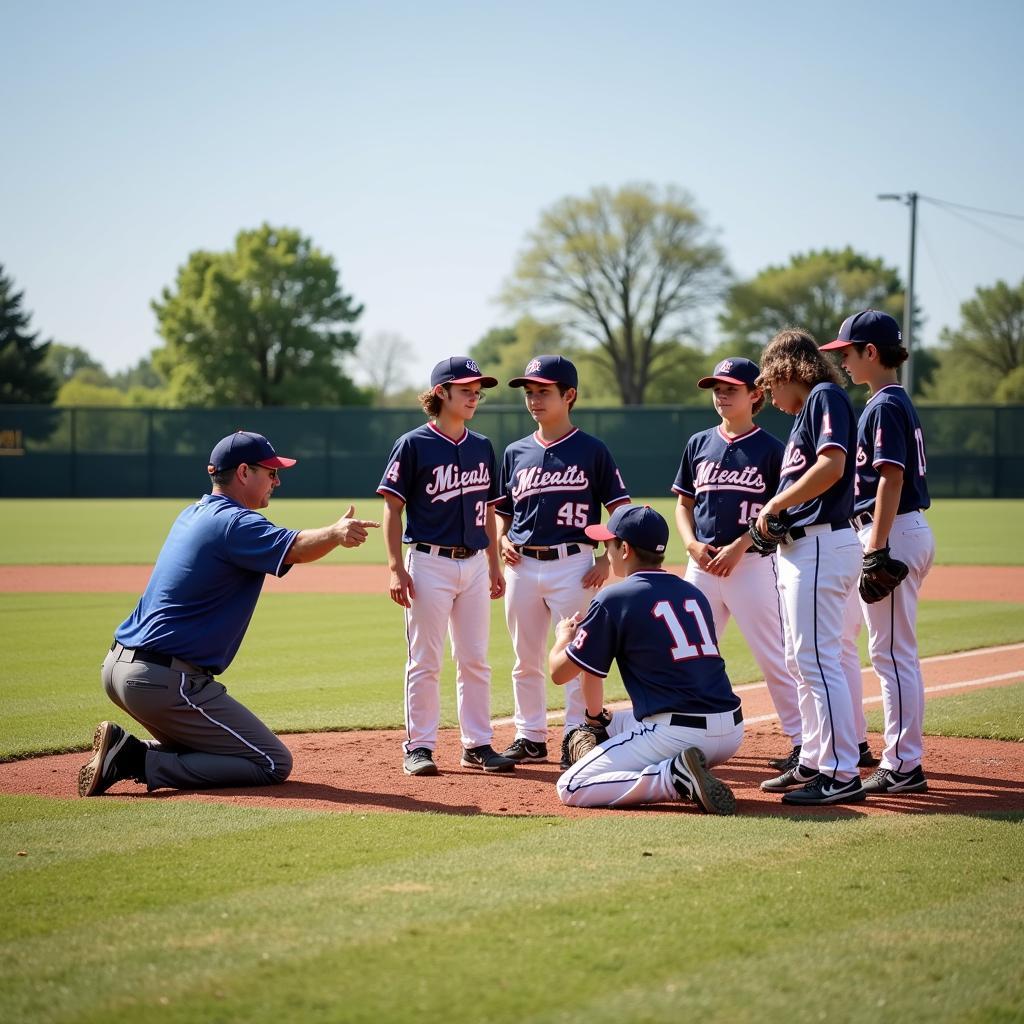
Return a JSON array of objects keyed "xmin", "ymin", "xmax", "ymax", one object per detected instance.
[
  {"xmin": 511, "ymin": 464, "xmax": 589, "ymax": 501},
  {"xmin": 426, "ymin": 462, "xmax": 492, "ymax": 503},
  {"xmin": 856, "ymin": 445, "xmax": 868, "ymax": 467},
  {"xmin": 781, "ymin": 442, "xmax": 808, "ymax": 475},
  {"xmin": 693, "ymin": 459, "xmax": 767, "ymax": 494}
]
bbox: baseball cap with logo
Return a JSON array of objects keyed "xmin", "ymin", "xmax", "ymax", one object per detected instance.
[
  {"xmin": 820, "ymin": 310, "xmax": 903, "ymax": 351},
  {"xmin": 207, "ymin": 431, "xmax": 297, "ymax": 474},
  {"xmin": 430, "ymin": 356, "xmax": 498, "ymax": 389},
  {"xmin": 585, "ymin": 504, "xmax": 670, "ymax": 553},
  {"xmin": 697, "ymin": 357, "xmax": 761, "ymax": 389},
  {"xmin": 508, "ymin": 354, "xmax": 579, "ymax": 389}
]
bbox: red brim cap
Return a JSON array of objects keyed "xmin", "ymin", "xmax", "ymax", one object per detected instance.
[
  {"xmin": 508, "ymin": 375, "xmax": 561, "ymax": 387},
  {"xmin": 258, "ymin": 456, "xmax": 297, "ymax": 468},
  {"xmin": 697, "ymin": 374, "xmax": 749, "ymax": 388},
  {"xmin": 584, "ymin": 523, "xmax": 616, "ymax": 542},
  {"xmin": 449, "ymin": 374, "xmax": 499, "ymax": 387},
  {"xmin": 819, "ymin": 340, "xmax": 854, "ymax": 351}
]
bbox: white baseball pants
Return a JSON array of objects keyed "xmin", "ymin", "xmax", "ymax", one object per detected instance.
[
  {"xmin": 557, "ymin": 708, "xmax": 744, "ymax": 807},
  {"xmin": 776, "ymin": 526, "xmax": 863, "ymax": 781},
  {"xmin": 857, "ymin": 512, "xmax": 935, "ymax": 772},
  {"xmin": 504, "ymin": 548, "xmax": 596, "ymax": 741},
  {"xmin": 684, "ymin": 552, "xmax": 802, "ymax": 743},
  {"xmin": 402, "ymin": 548, "xmax": 494, "ymax": 753}
]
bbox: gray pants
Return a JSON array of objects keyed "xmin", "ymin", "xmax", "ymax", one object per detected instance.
[{"xmin": 102, "ymin": 645, "xmax": 292, "ymax": 791}]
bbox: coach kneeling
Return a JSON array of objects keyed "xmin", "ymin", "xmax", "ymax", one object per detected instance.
[
  {"xmin": 78, "ymin": 430, "xmax": 379, "ymax": 797},
  {"xmin": 547, "ymin": 505, "xmax": 743, "ymax": 814}
]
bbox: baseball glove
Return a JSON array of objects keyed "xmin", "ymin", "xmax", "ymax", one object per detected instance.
[
  {"xmin": 747, "ymin": 514, "xmax": 787, "ymax": 556},
  {"xmin": 858, "ymin": 547, "xmax": 910, "ymax": 604},
  {"xmin": 562, "ymin": 725, "xmax": 605, "ymax": 766}
]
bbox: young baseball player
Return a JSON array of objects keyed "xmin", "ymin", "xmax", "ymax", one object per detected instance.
[
  {"xmin": 753, "ymin": 330, "xmax": 865, "ymax": 806},
  {"xmin": 672, "ymin": 356, "xmax": 802, "ymax": 762},
  {"xmin": 548, "ymin": 504, "xmax": 742, "ymax": 812},
  {"xmin": 494, "ymin": 355, "xmax": 631, "ymax": 767},
  {"xmin": 821, "ymin": 310, "xmax": 934, "ymax": 794},
  {"xmin": 378, "ymin": 356, "xmax": 515, "ymax": 777}
]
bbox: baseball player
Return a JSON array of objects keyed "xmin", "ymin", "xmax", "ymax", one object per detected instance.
[
  {"xmin": 495, "ymin": 355, "xmax": 631, "ymax": 767},
  {"xmin": 672, "ymin": 356, "xmax": 802, "ymax": 762},
  {"xmin": 821, "ymin": 311, "xmax": 934, "ymax": 794},
  {"xmin": 78, "ymin": 430, "xmax": 378, "ymax": 797},
  {"xmin": 753, "ymin": 330, "xmax": 865, "ymax": 806},
  {"xmin": 378, "ymin": 356, "xmax": 515, "ymax": 776},
  {"xmin": 548, "ymin": 505, "xmax": 742, "ymax": 812}
]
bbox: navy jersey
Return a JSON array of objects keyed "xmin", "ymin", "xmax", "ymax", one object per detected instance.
[
  {"xmin": 853, "ymin": 384, "xmax": 930, "ymax": 516},
  {"xmin": 377, "ymin": 422, "xmax": 500, "ymax": 549},
  {"xmin": 496, "ymin": 428, "xmax": 630, "ymax": 546},
  {"xmin": 116, "ymin": 494, "xmax": 298, "ymax": 674},
  {"xmin": 565, "ymin": 571, "xmax": 739, "ymax": 719},
  {"xmin": 672, "ymin": 426, "xmax": 785, "ymax": 546},
  {"xmin": 777, "ymin": 383, "xmax": 856, "ymax": 529}
]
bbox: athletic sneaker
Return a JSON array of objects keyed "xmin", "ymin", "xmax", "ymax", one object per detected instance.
[
  {"xmin": 670, "ymin": 746, "xmax": 736, "ymax": 815},
  {"xmin": 760, "ymin": 764, "xmax": 819, "ymax": 793},
  {"xmin": 781, "ymin": 775, "xmax": 866, "ymax": 806},
  {"xmin": 77, "ymin": 721, "xmax": 147, "ymax": 797},
  {"xmin": 501, "ymin": 738, "xmax": 548, "ymax": 762},
  {"xmin": 461, "ymin": 745, "xmax": 516, "ymax": 773},
  {"xmin": 858, "ymin": 741, "xmax": 881, "ymax": 768},
  {"xmin": 403, "ymin": 747, "xmax": 439, "ymax": 777},
  {"xmin": 768, "ymin": 744, "xmax": 801, "ymax": 771},
  {"xmin": 862, "ymin": 765, "xmax": 928, "ymax": 795}
]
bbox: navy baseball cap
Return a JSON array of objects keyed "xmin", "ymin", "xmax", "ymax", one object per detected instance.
[
  {"xmin": 585, "ymin": 504, "xmax": 669, "ymax": 553},
  {"xmin": 207, "ymin": 431, "xmax": 297, "ymax": 473},
  {"xmin": 697, "ymin": 357, "xmax": 760, "ymax": 389},
  {"xmin": 820, "ymin": 310, "xmax": 903, "ymax": 351},
  {"xmin": 430, "ymin": 356, "xmax": 498, "ymax": 389},
  {"xmin": 508, "ymin": 354, "xmax": 578, "ymax": 389}
]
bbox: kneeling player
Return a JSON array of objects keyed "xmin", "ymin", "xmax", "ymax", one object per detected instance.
[{"xmin": 548, "ymin": 505, "xmax": 743, "ymax": 813}]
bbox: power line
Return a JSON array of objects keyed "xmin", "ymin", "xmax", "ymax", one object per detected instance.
[
  {"xmin": 920, "ymin": 195, "xmax": 1024, "ymax": 222},
  {"xmin": 927, "ymin": 202, "xmax": 1024, "ymax": 254}
]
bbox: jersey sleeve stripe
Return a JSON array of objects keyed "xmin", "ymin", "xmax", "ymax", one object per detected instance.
[
  {"xmin": 485, "ymin": 496, "xmax": 504, "ymax": 506},
  {"xmin": 671, "ymin": 485, "xmax": 694, "ymax": 496},
  {"xmin": 565, "ymin": 647, "xmax": 608, "ymax": 678},
  {"xmin": 606, "ymin": 495, "xmax": 632, "ymax": 509},
  {"xmin": 815, "ymin": 442, "xmax": 848, "ymax": 455},
  {"xmin": 872, "ymin": 457, "xmax": 906, "ymax": 469},
  {"xmin": 376, "ymin": 485, "xmax": 407, "ymax": 503}
]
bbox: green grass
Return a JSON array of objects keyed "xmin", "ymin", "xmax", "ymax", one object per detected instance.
[
  {"xmin": 866, "ymin": 681, "xmax": 1024, "ymax": 742},
  {"xmin": 2, "ymin": 497, "xmax": 1023, "ymax": 565},
  {"xmin": 1, "ymin": 796, "xmax": 1021, "ymax": 1024},
  {"xmin": 3, "ymin": 594, "xmax": 1022, "ymax": 760}
]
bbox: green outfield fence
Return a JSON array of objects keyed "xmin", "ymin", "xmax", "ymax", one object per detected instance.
[{"xmin": 1, "ymin": 404, "xmax": 1022, "ymax": 499}]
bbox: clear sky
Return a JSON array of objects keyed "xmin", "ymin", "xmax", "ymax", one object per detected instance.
[{"xmin": 5, "ymin": 0, "xmax": 1024, "ymax": 387}]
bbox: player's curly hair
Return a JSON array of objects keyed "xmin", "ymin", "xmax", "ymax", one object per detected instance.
[
  {"xmin": 757, "ymin": 328, "xmax": 845, "ymax": 390},
  {"xmin": 418, "ymin": 385, "xmax": 449, "ymax": 418}
]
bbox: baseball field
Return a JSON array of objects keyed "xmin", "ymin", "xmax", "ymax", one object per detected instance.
[{"xmin": 1, "ymin": 497, "xmax": 1022, "ymax": 1023}]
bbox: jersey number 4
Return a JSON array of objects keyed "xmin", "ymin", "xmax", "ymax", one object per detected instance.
[
  {"xmin": 556, "ymin": 502, "xmax": 590, "ymax": 528},
  {"xmin": 653, "ymin": 600, "xmax": 719, "ymax": 661}
]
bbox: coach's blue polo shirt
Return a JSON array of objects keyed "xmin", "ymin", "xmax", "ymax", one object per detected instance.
[{"xmin": 115, "ymin": 494, "xmax": 298, "ymax": 674}]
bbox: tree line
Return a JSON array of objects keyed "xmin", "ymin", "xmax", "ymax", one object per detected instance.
[{"xmin": 3, "ymin": 184, "xmax": 1023, "ymax": 408}]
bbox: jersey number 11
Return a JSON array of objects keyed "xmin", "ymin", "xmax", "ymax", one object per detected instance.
[{"xmin": 653, "ymin": 600, "xmax": 719, "ymax": 661}]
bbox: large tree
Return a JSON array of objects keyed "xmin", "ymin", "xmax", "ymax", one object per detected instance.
[
  {"xmin": 719, "ymin": 248, "xmax": 907, "ymax": 350},
  {"xmin": 926, "ymin": 277, "xmax": 1024, "ymax": 402},
  {"xmin": 503, "ymin": 184, "xmax": 729, "ymax": 405},
  {"xmin": 152, "ymin": 224, "xmax": 367, "ymax": 407},
  {"xmin": 0, "ymin": 264, "xmax": 58, "ymax": 404}
]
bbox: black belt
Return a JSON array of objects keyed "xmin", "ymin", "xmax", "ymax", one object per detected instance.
[
  {"xmin": 109, "ymin": 641, "xmax": 212, "ymax": 674},
  {"xmin": 518, "ymin": 544, "xmax": 583, "ymax": 561},
  {"xmin": 850, "ymin": 511, "xmax": 873, "ymax": 530},
  {"xmin": 669, "ymin": 708, "xmax": 743, "ymax": 729},
  {"xmin": 787, "ymin": 522, "xmax": 851, "ymax": 542},
  {"xmin": 413, "ymin": 543, "xmax": 478, "ymax": 559}
]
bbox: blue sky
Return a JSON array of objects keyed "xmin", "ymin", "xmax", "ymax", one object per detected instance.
[{"xmin": 5, "ymin": 0, "xmax": 1024, "ymax": 387}]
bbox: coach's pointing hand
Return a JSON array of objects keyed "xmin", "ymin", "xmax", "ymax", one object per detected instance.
[{"xmin": 335, "ymin": 505, "xmax": 381, "ymax": 548}]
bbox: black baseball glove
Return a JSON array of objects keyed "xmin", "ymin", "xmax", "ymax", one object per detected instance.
[
  {"xmin": 858, "ymin": 546, "xmax": 910, "ymax": 604},
  {"xmin": 747, "ymin": 514, "xmax": 787, "ymax": 556}
]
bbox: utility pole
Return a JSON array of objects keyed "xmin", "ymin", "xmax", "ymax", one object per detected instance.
[{"xmin": 878, "ymin": 191, "xmax": 919, "ymax": 394}]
